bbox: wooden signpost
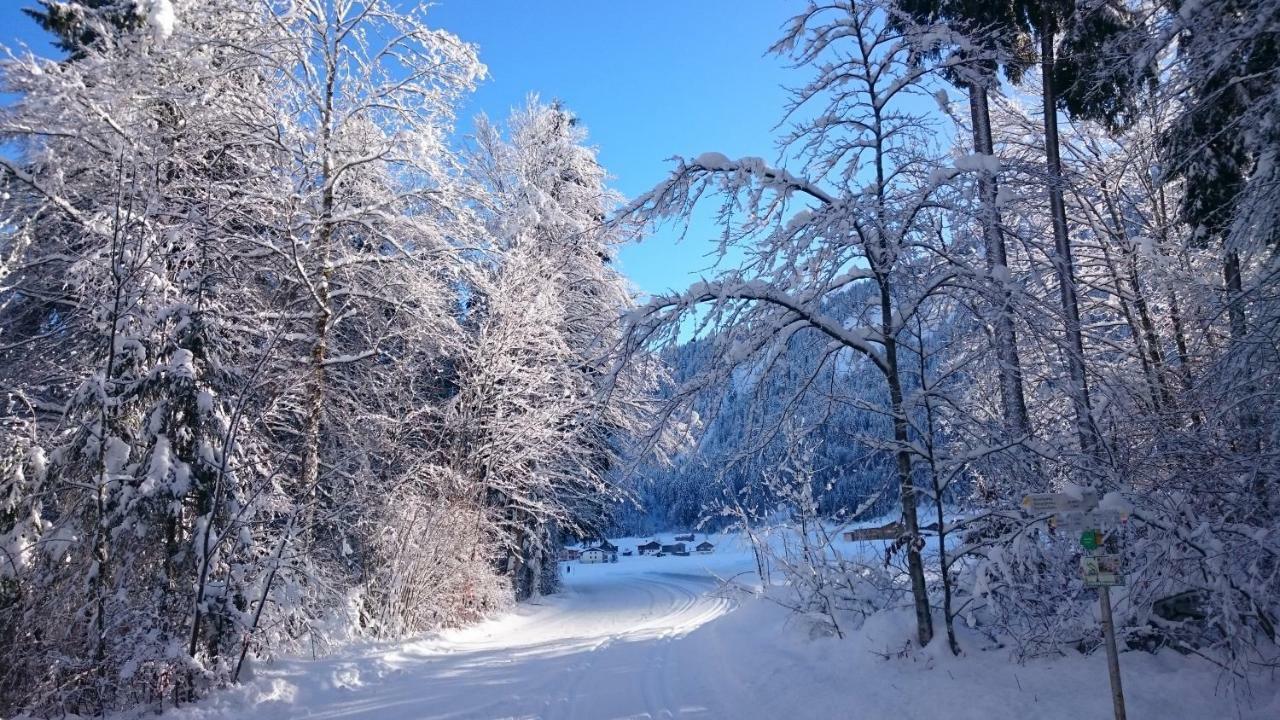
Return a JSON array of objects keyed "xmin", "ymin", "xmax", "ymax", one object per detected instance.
[
  {"xmin": 1022, "ymin": 487, "xmax": 1098, "ymax": 514},
  {"xmin": 1023, "ymin": 490, "xmax": 1129, "ymax": 720}
]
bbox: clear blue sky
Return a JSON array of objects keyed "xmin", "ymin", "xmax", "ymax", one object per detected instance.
[{"xmin": 0, "ymin": 1, "xmax": 800, "ymax": 296}]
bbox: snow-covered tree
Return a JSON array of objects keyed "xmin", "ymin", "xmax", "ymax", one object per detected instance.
[
  {"xmin": 0, "ymin": 1, "xmax": 289, "ymax": 710},
  {"xmin": 237, "ymin": 0, "xmax": 483, "ymax": 645},
  {"xmin": 0, "ymin": 0, "xmax": 494, "ymax": 712},
  {"xmin": 458, "ymin": 98, "xmax": 664, "ymax": 599},
  {"xmin": 622, "ymin": 1, "xmax": 976, "ymax": 647}
]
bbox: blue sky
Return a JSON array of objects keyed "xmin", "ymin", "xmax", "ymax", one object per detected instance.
[{"xmin": 0, "ymin": 1, "xmax": 802, "ymax": 296}]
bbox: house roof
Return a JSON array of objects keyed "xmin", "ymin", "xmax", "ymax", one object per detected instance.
[{"xmin": 696, "ymin": 541, "xmax": 714, "ymax": 549}]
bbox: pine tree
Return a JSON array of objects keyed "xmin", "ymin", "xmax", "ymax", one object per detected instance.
[
  {"xmin": 893, "ymin": 0, "xmax": 1037, "ymax": 441},
  {"xmin": 1157, "ymin": 0, "xmax": 1280, "ymax": 342},
  {"xmin": 22, "ymin": 0, "xmax": 142, "ymax": 58}
]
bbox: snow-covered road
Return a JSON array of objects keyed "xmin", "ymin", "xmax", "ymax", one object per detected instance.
[
  {"xmin": 165, "ymin": 537, "xmax": 1278, "ymax": 720},
  {"xmin": 194, "ymin": 552, "xmax": 764, "ymax": 720},
  {"xmin": 360, "ymin": 564, "xmax": 745, "ymax": 720}
]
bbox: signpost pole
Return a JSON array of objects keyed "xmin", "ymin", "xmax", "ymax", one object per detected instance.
[
  {"xmin": 1025, "ymin": 492, "xmax": 1131, "ymax": 720},
  {"xmin": 1097, "ymin": 582, "xmax": 1127, "ymax": 720}
]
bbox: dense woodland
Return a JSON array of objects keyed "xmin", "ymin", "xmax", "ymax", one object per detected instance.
[{"xmin": 1, "ymin": 0, "xmax": 1278, "ymax": 716}]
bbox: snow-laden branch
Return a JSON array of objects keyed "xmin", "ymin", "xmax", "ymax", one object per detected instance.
[{"xmin": 632, "ymin": 278, "xmax": 888, "ymax": 377}]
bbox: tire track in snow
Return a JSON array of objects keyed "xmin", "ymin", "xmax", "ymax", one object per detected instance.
[{"xmin": 220, "ymin": 560, "xmax": 740, "ymax": 720}]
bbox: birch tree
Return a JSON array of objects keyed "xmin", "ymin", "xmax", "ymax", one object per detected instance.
[{"xmin": 623, "ymin": 1, "xmax": 970, "ymax": 647}]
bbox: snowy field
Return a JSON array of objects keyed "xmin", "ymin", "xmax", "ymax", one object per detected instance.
[{"xmin": 118, "ymin": 532, "xmax": 1279, "ymax": 720}]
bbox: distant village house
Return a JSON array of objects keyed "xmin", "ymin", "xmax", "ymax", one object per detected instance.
[
  {"xmin": 637, "ymin": 540, "xmax": 662, "ymax": 555},
  {"xmin": 581, "ymin": 543, "xmax": 617, "ymax": 564},
  {"xmin": 695, "ymin": 541, "xmax": 714, "ymax": 554}
]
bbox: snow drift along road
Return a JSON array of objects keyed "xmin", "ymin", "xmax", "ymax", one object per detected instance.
[{"xmin": 151, "ymin": 536, "xmax": 1277, "ymax": 720}]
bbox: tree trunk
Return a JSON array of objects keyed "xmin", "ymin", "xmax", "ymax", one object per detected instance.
[
  {"xmin": 89, "ymin": 171, "xmax": 136, "ymax": 710},
  {"xmin": 1040, "ymin": 18, "xmax": 1101, "ymax": 459},
  {"xmin": 301, "ymin": 52, "xmax": 339, "ymax": 542},
  {"xmin": 1098, "ymin": 237, "xmax": 1161, "ymax": 410},
  {"xmin": 869, "ymin": 71, "xmax": 932, "ymax": 644},
  {"xmin": 1100, "ymin": 183, "xmax": 1172, "ymax": 410},
  {"xmin": 1224, "ymin": 249, "xmax": 1247, "ymax": 340},
  {"xmin": 1126, "ymin": 254, "xmax": 1172, "ymax": 408},
  {"xmin": 509, "ymin": 524, "xmax": 528, "ymax": 600},
  {"xmin": 1154, "ymin": 184, "xmax": 1198, "ymax": 413},
  {"xmin": 916, "ymin": 316, "xmax": 958, "ymax": 654},
  {"xmin": 1222, "ymin": 247, "xmax": 1262, "ymax": 469},
  {"xmin": 1168, "ymin": 288, "xmax": 1193, "ymax": 388},
  {"xmin": 300, "ymin": 290, "xmax": 331, "ymax": 532},
  {"xmin": 968, "ymin": 81, "xmax": 1032, "ymax": 438},
  {"xmin": 882, "ymin": 280, "xmax": 933, "ymax": 648}
]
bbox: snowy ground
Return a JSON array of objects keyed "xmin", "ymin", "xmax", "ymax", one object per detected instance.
[{"xmin": 146, "ymin": 533, "xmax": 1277, "ymax": 720}]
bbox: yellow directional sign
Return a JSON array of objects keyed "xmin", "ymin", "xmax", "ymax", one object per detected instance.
[{"xmin": 1022, "ymin": 489, "xmax": 1099, "ymax": 514}]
